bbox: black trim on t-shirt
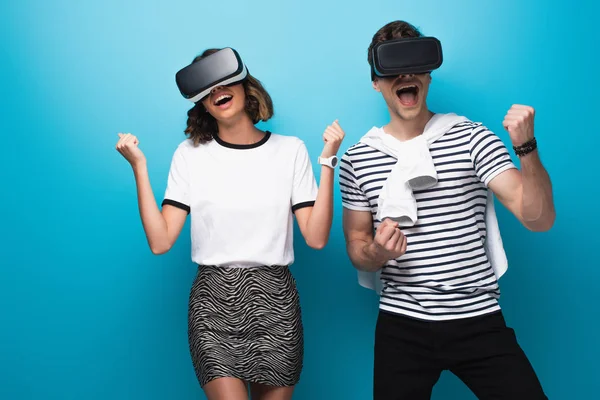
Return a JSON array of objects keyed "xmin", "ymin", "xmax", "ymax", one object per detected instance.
[
  {"xmin": 213, "ymin": 131, "xmax": 271, "ymax": 149},
  {"xmin": 292, "ymin": 201, "xmax": 315, "ymax": 213},
  {"xmin": 162, "ymin": 199, "xmax": 190, "ymax": 214}
]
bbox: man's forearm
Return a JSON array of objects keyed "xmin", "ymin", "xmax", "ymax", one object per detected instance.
[
  {"xmin": 519, "ymin": 150, "xmax": 555, "ymax": 231},
  {"xmin": 347, "ymin": 239, "xmax": 389, "ymax": 272}
]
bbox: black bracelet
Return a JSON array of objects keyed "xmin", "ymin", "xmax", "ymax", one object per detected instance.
[{"xmin": 513, "ymin": 137, "xmax": 537, "ymax": 157}]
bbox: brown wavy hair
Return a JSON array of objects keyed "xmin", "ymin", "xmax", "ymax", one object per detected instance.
[
  {"xmin": 183, "ymin": 48, "xmax": 274, "ymax": 146},
  {"xmin": 367, "ymin": 21, "xmax": 423, "ymax": 81}
]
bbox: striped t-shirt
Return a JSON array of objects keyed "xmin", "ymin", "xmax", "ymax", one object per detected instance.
[{"xmin": 340, "ymin": 120, "xmax": 516, "ymax": 321}]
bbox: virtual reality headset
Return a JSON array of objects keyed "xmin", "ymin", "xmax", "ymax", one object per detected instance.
[
  {"xmin": 371, "ymin": 37, "xmax": 443, "ymax": 78},
  {"xmin": 175, "ymin": 47, "xmax": 248, "ymax": 103}
]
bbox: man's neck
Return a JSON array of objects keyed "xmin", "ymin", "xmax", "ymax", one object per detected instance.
[
  {"xmin": 384, "ymin": 109, "xmax": 435, "ymax": 142},
  {"xmin": 217, "ymin": 114, "xmax": 263, "ymax": 145}
]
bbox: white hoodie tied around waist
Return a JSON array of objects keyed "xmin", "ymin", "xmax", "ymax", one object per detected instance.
[{"xmin": 357, "ymin": 113, "xmax": 509, "ymax": 294}]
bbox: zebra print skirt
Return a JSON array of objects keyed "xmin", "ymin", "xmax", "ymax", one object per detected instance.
[{"xmin": 188, "ymin": 265, "xmax": 303, "ymax": 388}]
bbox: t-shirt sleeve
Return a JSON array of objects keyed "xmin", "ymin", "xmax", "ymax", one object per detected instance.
[
  {"xmin": 291, "ymin": 141, "xmax": 318, "ymax": 213},
  {"xmin": 469, "ymin": 125, "xmax": 517, "ymax": 186},
  {"xmin": 339, "ymin": 151, "xmax": 371, "ymax": 211},
  {"xmin": 162, "ymin": 145, "xmax": 191, "ymax": 214}
]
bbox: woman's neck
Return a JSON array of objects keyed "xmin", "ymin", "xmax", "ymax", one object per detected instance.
[{"xmin": 216, "ymin": 114, "xmax": 264, "ymax": 145}]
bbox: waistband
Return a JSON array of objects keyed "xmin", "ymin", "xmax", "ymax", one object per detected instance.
[{"xmin": 198, "ymin": 264, "xmax": 289, "ymax": 269}]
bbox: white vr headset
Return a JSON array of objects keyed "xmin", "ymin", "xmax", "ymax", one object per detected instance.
[{"xmin": 175, "ymin": 47, "xmax": 248, "ymax": 103}]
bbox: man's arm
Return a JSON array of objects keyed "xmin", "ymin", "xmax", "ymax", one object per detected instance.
[
  {"xmin": 489, "ymin": 105, "xmax": 555, "ymax": 232},
  {"xmin": 339, "ymin": 150, "xmax": 407, "ymax": 271},
  {"xmin": 342, "ymin": 209, "xmax": 407, "ymax": 272},
  {"xmin": 488, "ymin": 153, "xmax": 555, "ymax": 232}
]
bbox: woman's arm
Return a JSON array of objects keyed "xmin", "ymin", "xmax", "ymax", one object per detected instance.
[
  {"xmin": 294, "ymin": 121, "xmax": 345, "ymax": 249},
  {"xmin": 116, "ymin": 133, "xmax": 188, "ymax": 254}
]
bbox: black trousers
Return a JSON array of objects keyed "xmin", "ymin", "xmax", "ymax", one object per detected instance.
[{"xmin": 374, "ymin": 310, "xmax": 547, "ymax": 400}]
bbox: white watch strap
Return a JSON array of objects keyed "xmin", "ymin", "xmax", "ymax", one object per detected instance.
[{"xmin": 319, "ymin": 156, "xmax": 337, "ymax": 168}]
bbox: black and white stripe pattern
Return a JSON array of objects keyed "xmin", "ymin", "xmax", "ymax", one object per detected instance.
[
  {"xmin": 188, "ymin": 265, "xmax": 303, "ymax": 387},
  {"xmin": 340, "ymin": 121, "xmax": 515, "ymax": 321}
]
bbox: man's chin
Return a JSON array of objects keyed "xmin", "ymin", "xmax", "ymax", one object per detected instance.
[{"xmin": 396, "ymin": 107, "xmax": 422, "ymax": 121}]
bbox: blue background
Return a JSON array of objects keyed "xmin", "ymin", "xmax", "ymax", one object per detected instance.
[{"xmin": 1, "ymin": 0, "xmax": 598, "ymax": 399}]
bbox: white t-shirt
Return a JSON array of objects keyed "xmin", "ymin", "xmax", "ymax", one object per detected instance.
[{"xmin": 162, "ymin": 131, "xmax": 318, "ymax": 267}]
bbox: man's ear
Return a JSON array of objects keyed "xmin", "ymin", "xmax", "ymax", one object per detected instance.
[{"xmin": 372, "ymin": 78, "xmax": 381, "ymax": 92}]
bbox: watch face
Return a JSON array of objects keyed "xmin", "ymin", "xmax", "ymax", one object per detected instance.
[{"xmin": 331, "ymin": 157, "xmax": 338, "ymax": 167}]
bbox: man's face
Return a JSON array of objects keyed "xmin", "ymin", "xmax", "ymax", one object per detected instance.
[{"xmin": 373, "ymin": 73, "xmax": 431, "ymax": 121}]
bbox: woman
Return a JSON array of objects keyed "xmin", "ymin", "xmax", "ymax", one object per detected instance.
[{"xmin": 115, "ymin": 48, "xmax": 345, "ymax": 400}]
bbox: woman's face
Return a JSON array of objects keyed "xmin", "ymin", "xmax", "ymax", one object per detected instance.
[{"xmin": 201, "ymin": 83, "xmax": 246, "ymax": 122}]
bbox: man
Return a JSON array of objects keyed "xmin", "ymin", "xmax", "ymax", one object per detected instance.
[{"xmin": 339, "ymin": 20, "xmax": 554, "ymax": 399}]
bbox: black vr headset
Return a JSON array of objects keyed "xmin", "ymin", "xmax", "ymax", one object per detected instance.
[
  {"xmin": 175, "ymin": 47, "xmax": 248, "ymax": 103},
  {"xmin": 371, "ymin": 36, "xmax": 443, "ymax": 78}
]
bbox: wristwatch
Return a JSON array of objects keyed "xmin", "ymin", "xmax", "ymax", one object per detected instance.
[{"xmin": 318, "ymin": 155, "xmax": 338, "ymax": 168}]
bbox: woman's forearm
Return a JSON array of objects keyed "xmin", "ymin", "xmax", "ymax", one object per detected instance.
[
  {"xmin": 303, "ymin": 166, "xmax": 335, "ymax": 249},
  {"xmin": 132, "ymin": 162, "xmax": 171, "ymax": 254}
]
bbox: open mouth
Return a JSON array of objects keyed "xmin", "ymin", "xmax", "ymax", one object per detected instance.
[
  {"xmin": 213, "ymin": 94, "xmax": 233, "ymax": 107},
  {"xmin": 395, "ymin": 85, "xmax": 419, "ymax": 107}
]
